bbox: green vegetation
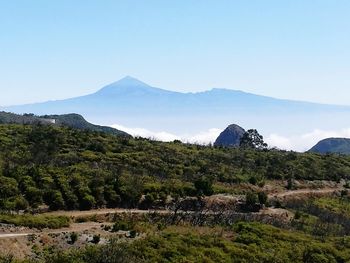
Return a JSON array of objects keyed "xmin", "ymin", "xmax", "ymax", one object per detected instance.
[
  {"xmin": 314, "ymin": 197, "xmax": 350, "ymax": 216},
  {"xmin": 287, "ymin": 196, "xmax": 350, "ymax": 236},
  {"xmin": 69, "ymin": 232, "xmax": 78, "ymax": 244},
  {"xmin": 0, "ymin": 214, "xmax": 70, "ymax": 229},
  {"xmin": 92, "ymin": 234, "xmax": 100, "ymax": 244},
  {"xmin": 112, "ymin": 220, "xmax": 135, "ymax": 232},
  {"xmin": 0, "ymin": 111, "xmax": 129, "ymax": 137},
  {"xmin": 0, "ymin": 124, "xmax": 350, "ymax": 211},
  {"xmin": 1, "ymin": 123, "xmax": 350, "ymax": 262},
  {"xmin": 5, "ymin": 222, "xmax": 349, "ymax": 263},
  {"xmin": 240, "ymin": 129, "xmax": 268, "ymax": 149}
]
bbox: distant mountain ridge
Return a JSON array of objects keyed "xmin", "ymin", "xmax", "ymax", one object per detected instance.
[
  {"xmin": 309, "ymin": 138, "xmax": 350, "ymax": 155},
  {"xmin": 0, "ymin": 111, "xmax": 130, "ymax": 137},
  {"xmin": 3, "ymin": 76, "xmax": 350, "ymax": 139}
]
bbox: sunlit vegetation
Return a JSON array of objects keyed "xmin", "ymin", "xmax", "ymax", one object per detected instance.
[
  {"xmin": 0, "ymin": 214, "xmax": 70, "ymax": 229},
  {"xmin": 286, "ymin": 196, "xmax": 350, "ymax": 236},
  {"xmin": 0, "ymin": 123, "xmax": 350, "ymax": 262},
  {"xmin": 2, "ymin": 222, "xmax": 348, "ymax": 263},
  {"xmin": 0, "ymin": 124, "xmax": 350, "ymax": 212}
]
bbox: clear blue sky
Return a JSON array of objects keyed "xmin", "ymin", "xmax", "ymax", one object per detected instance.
[{"xmin": 1, "ymin": 0, "xmax": 350, "ymax": 106}]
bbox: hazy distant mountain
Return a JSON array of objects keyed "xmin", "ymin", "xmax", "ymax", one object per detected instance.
[
  {"xmin": 0, "ymin": 111, "xmax": 130, "ymax": 137},
  {"xmin": 3, "ymin": 76, "xmax": 350, "ymax": 137},
  {"xmin": 214, "ymin": 124, "xmax": 245, "ymax": 147},
  {"xmin": 309, "ymin": 138, "xmax": 350, "ymax": 155}
]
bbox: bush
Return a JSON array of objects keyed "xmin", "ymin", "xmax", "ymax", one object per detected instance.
[
  {"xmin": 80, "ymin": 195, "xmax": 96, "ymax": 210},
  {"xmin": 0, "ymin": 214, "xmax": 70, "ymax": 229},
  {"xmin": 246, "ymin": 192, "xmax": 258, "ymax": 206},
  {"xmin": 112, "ymin": 221, "xmax": 132, "ymax": 232},
  {"xmin": 48, "ymin": 190, "xmax": 66, "ymax": 211},
  {"xmin": 294, "ymin": 210, "xmax": 302, "ymax": 220},
  {"xmin": 257, "ymin": 192, "xmax": 268, "ymax": 205},
  {"xmin": 92, "ymin": 234, "xmax": 100, "ymax": 244},
  {"xmin": 129, "ymin": 230, "xmax": 137, "ymax": 238},
  {"xmin": 249, "ymin": 176, "xmax": 257, "ymax": 185},
  {"xmin": 194, "ymin": 178, "xmax": 213, "ymax": 196},
  {"xmin": 70, "ymin": 232, "xmax": 78, "ymax": 244}
]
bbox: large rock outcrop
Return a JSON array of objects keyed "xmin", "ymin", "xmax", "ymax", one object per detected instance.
[{"xmin": 214, "ymin": 124, "xmax": 245, "ymax": 147}]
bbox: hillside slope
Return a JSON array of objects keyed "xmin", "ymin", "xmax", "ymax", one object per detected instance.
[
  {"xmin": 309, "ymin": 138, "xmax": 350, "ymax": 154},
  {"xmin": 0, "ymin": 124, "xmax": 349, "ymax": 212},
  {"xmin": 0, "ymin": 111, "xmax": 130, "ymax": 137}
]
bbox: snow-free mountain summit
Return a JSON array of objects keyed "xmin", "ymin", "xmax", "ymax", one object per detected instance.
[{"xmin": 3, "ymin": 76, "xmax": 350, "ymax": 138}]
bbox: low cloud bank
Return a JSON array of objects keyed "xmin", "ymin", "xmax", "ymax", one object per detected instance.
[
  {"xmin": 112, "ymin": 124, "xmax": 350, "ymax": 152},
  {"xmin": 112, "ymin": 124, "xmax": 180, "ymax": 142},
  {"xmin": 111, "ymin": 124, "xmax": 221, "ymax": 145}
]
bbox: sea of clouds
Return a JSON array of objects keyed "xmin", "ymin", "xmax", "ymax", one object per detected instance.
[{"xmin": 111, "ymin": 124, "xmax": 350, "ymax": 152}]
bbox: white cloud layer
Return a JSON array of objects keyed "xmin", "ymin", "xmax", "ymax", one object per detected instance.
[
  {"xmin": 112, "ymin": 124, "xmax": 350, "ymax": 152},
  {"xmin": 111, "ymin": 124, "xmax": 180, "ymax": 142},
  {"xmin": 111, "ymin": 124, "xmax": 221, "ymax": 145}
]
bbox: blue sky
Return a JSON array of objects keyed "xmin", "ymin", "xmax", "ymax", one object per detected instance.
[{"xmin": 1, "ymin": 0, "xmax": 350, "ymax": 106}]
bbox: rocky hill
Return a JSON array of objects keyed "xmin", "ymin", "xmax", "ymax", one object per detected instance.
[
  {"xmin": 214, "ymin": 124, "xmax": 245, "ymax": 147},
  {"xmin": 309, "ymin": 138, "xmax": 350, "ymax": 155}
]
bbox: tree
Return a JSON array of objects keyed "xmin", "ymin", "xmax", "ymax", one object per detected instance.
[
  {"xmin": 245, "ymin": 192, "xmax": 258, "ymax": 207},
  {"xmin": 92, "ymin": 234, "xmax": 100, "ymax": 244},
  {"xmin": 117, "ymin": 172, "xmax": 144, "ymax": 208},
  {"xmin": 48, "ymin": 190, "xmax": 65, "ymax": 211},
  {"xmin": 258, "ymin": 192, "xmax": 268, "ymax": 205},
  {"xmin": 69, "ymin": 232, "xmax": 78, "ymax": 244},
  {"xmin": 240, "ymin": 129, "xmax": 268, "ymax": 150},
  {"xmin": 286, "ymin": 176, "xmax": 295, "ymax": 190},
  {"xmin": 194, "ymin": 177, "xmax": 214, "ymax": 196},
  {"xmin": 0, "ymin": 176, "xmax": 19, "ymax": 199},
  {"xmin": 28, "ymin": 124, "xmax": 63, "ymax": 164},
  {"xmin": 25, "ymin": 186, "xmax": 43, "ymax": 208},
  {"xmin": 80, "ymin": 194, "xmax": 96, "ymax": 210}
]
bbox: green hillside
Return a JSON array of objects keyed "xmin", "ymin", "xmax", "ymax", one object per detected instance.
[
  {"xmin": 15, "ymin": 222, "xmax": 350, "ymax": 263},
  {"xmin": 0, "ymin": 111, "xmax": 130, "ymax": 137},
  {"xmin": 0, "ymin": 124, "xmax": 350, "ymax": 211}
]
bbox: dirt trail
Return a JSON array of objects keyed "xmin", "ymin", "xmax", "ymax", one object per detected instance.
[
  {"xmin": 0, "ymin": 233, "xmax": 30, "ymax": 238},
  {"xmin": 46, "ymin": 186, "xmax": 342, "ymax": 219},
  {"xmin": 45, "ymin": 208, "xmax": 166, "ymax": 218},
  {"xmin": 269, "ymin": 187, "xmax": 341, "ymax": 198},
  {"xmin": 0, "ymin": 222, "xmax": 106, "ymax": 239},
  {"xmin": 0, "ymin": 186, "xmax": 342, "ymax": 239}
]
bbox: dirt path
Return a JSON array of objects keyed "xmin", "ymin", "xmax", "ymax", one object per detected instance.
[
  {"xmin": 41, "ymin": 186, "xmax": 342, "ymax": 220},
  {"xmin": 0, "ymin": 233, "xmax": 30, "ymax": 238},
  {"xmin": 269, "ymin": 187, "xmax": 341, "ymax": 199},
  {"xmin": 45, "ymin": 208, "xmax": 169, "ymax": 218},
  {"xmin": 0, "ymin": 186, "xmax": 342, "ymax": 239},
  {"xmin": 46, "ymin": 186, "xmax": 342, "ymax": 219},
  {"xmin": 0, "ymin": 222, "xmax": 107, "ymax": 239}
]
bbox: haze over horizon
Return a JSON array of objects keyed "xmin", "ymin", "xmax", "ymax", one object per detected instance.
[
  {"xmin": 3, "ymin": 75, "xmax": 348, "ymax": 108},
  {"xmin": 3, "ymin": 75, "xmax": 350, "ymax": 152},
  {"xmin": 1, "ymin": 1, "xmax": 350, "ymax": 106}
]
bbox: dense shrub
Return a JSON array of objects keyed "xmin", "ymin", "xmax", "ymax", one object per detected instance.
[
  {"xmin": 1, "ymin": 124, "xmax": 350, "ymax": 211},
  {"xmin": 19, "ymin": 223, "xmax": 350, "ymax": 263},
  {"xmin": 0, "ymin": 214, "xmax": 70, "ymax": 229}
]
